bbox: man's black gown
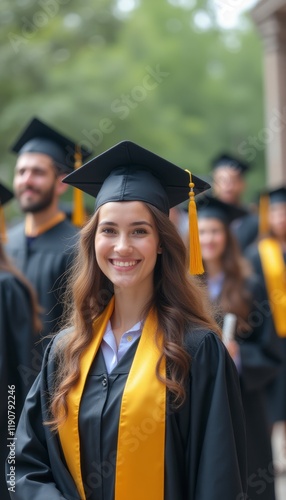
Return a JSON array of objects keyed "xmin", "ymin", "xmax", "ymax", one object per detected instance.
[
  {"xmin": 5, "ymin": 219, "xmax": 78, "ymax": 356},
  {"xmin": 0, "ymin": 272, "xmax": 35, "ymax": 500},
  {"xmin": 7, "ymin": 328, "xmax": 248, "ymax": 500}
]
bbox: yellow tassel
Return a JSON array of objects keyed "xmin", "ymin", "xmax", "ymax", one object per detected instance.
[
  {"xmin": 72, "ymin": 146, "xmax": 86, "ymax": 227},
  {"xmin": 185, "ymin": 170, "xmax": 204, "ymax": 275},
  {"xmin": 0, "ymin": 206, "xmax": 7, "ymax": 243},
  {"xmin": 259, "ymin": 193, "xmax": 270, "ymax": 237}
]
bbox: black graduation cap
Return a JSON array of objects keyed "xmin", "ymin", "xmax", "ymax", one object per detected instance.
[
  {"xmin": 267, "ymin": 186, "xmax": 286, "ymax": 204},
  {"xmin": 63, "ymin": 140, "xmax": 210, "ymax": 214},
  {"xmin": 63, "ymin": 140, "xmax": 211, "ymax": 274},
  {"xmin": 11, "ymin": 117, "xmax": 91, "ymax": 173},
  {"xmin": 0, "ymin": 182, "xmax": 13, "ymax": 206},
  {"xmin": 196, "ymin": 193, "xmax": 248, "ymax": 224},
  {"xmin": 211, "ymin": 153, "xmax": 249, "ymax": 175},
  {"xmin": 258, "ymin": 185, "xmax": 286, "ymax": 236}
]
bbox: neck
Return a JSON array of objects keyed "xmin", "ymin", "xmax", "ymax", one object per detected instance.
[
  {"xmin": 111, "ymin": 285, "xmax": 153, "ymax": 342},
  {"xmin": 25, "ymin": 203, "xmax": 63, "ymax": 235},
  {"xmin": 204, "ymin": 259, "xmax": 223, "ymax": 278}
]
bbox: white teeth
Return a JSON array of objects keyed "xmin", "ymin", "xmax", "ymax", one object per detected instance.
[{"xmin": 112, "ymin": 260, "xmax": 137, "ymax": 267}]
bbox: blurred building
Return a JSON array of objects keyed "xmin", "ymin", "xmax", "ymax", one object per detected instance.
[{"xmin": 251, "ymin": 0, "xmax": 286, "ymax": 185}]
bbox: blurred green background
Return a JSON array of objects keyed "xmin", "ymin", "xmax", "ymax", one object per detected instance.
[{"xmin": 1, "ymin": 0, "xmax": 264, "ymax": 219}]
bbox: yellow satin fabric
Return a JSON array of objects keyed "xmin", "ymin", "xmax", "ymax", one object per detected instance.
[
  {"xmin": 25, "ymin": 211, "xmax": 66, "ymax": 237},
  {"xmin": 258, "ymin": 238, "xmax": 286, "ymax": 337},
  {"xmin": 58, "ymin": 297, "xmax": 166, "ymax": 500}
]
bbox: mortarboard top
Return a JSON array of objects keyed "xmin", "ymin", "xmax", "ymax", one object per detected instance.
[
  {"xmin": 0, "ymin": 182, "xmax": 13, "ymax": 206},
  {"xmin": 63, "ymin": 140, "xmax": 210, "ymax": 215},
  {"xmin": 11, "ymin": 117, "xmax": 91, "ymax": 174},
  {"xmin": 196, "ymin": 193, "xmax": 248, "ymax": 224},
  {"xmin": 211, "ymin": 152, "xmax": 250, "ymax": 175},
  {"xmin": 267, "ymin": 186, "xmax": 286, "ymax": 204}
]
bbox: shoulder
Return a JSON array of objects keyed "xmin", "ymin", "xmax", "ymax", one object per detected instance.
[
  {"xmin": 184, "ymin": 328, "xmax": 222, "ymax": 359},
  {"xmin": 0, "ymin": 272, "xmax": 30, "ymax": 308},
  {"xmin": 44, "ymin": 327, "xmax": 74, "ymax": 360},
  {"xmin": 54, "ymin": 219, "xmax": 79, "ymax": 237},
  {"xmin": 41, "ymin": 220, "xmax": 79, "ymax": 251},
  {"xmin": 6, "ymin": 222, "xmax": 25, "ymax": 245}
]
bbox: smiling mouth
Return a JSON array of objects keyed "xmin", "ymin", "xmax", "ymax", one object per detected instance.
[{"xmin": 110, "ymin": 260, "xmax": 139, "ymax": 268}]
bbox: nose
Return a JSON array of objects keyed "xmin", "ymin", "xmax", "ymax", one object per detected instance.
[{"xmin": 114, "ymin": 234, "xmax": 132, "ymax": 254}]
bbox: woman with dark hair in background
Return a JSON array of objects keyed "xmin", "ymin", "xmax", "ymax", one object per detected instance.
[
  {"xmin": 8, "ymin": 142, "xmax": 247, "ymax": 500},
  {"xmin": 245, "ymin": 187, "xmax": 286, "ymax": 463},
  {"xmin": 197, "ymin": 193, "xmax": 281, "ymax": 500},
  {"xmin": 0, "ymin": 182, "xmax": 42, "ymax": 500}
]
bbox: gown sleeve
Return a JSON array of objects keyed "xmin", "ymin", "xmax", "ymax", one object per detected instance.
[
  {"xmin": 238, "ymin": 276, "xmax": 282, "ymax": 393},
  {"xmin": 186, "ymin": 330, "xmax": 247, "ymax": 500},
  {"xmin": 0, "ymin": 275, "xmax": 35, "ymax": 500},
  {"xmin": 6, "ymin": 336, "xmax": 80, "ymax": 500}
]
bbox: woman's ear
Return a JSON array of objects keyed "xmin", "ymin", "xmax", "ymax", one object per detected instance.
[{"xmin": 157, "ymin": 244, "xmax": 163, "ymax": 254}]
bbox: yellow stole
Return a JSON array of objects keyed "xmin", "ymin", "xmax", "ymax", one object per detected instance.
[
  {"xmin": 58, "ymin": 297, "xmax": 166, "ymax": 500},
  {"xmin": 25, "ymin": 211, "xmax": 66, "ymax": 237},
  {"xmin": 258, "ymin": 238, "xmax": 286, "ymax": 337}
]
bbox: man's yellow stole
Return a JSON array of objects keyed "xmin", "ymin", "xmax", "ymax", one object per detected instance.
[
  {"xmin": 258, "ymin": 238, "xmax": 286, "ymax": 337},
  {"xmin": 58, "ymin": 296, "xmax": 166, "ymax": 499}
]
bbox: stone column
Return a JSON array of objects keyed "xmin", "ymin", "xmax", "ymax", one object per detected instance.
[{"xmin": 251, "ymin": 1, "xmax": 286, "ymax": 186}]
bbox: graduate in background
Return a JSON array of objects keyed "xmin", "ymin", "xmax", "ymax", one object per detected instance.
[
  {"xmin": 5, "ymin": 118, "xmax": 91, "ymax": 364},
  {"xmin": 210, "ymin": 152, "xmax": 258, "ymax": 251},
  {"xmin": 8, "ymin": 141, "xmax": 247, "ymax": 500},
  {"xmin": 0, "ymin": 182, "xmax": 42, "ymax": 500},
  {"xmin": 197, "ymin": 193, "xmax": 281, "ymax": 500},
  {"xmin": 245, "ymin": 187, "xmax": 286, "ymax": 444}
]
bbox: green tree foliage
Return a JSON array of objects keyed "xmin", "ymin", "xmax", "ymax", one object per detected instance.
[{"xmin": 1, "ymin": 0, "xmax": 264, "ymax": 217}]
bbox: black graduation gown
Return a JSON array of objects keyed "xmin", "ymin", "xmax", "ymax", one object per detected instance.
[
  {"xmin": 5, "ymin": 219, "xmax": 78, "ymax": 355},
  {"xmin": 0, "ymin": 272, "xmax": 35, "ymax": 500},
  {"xmin": 210, "ymin": 275, "xmax": 281, "ymax": 500},
  {"xmin": 245, "ymin": 244, "xmax": 286, "ymax": 423},
  {"xmin": 7, "ymin": 328, "xmax": 248, "ymax": 500},
  {"xmin": 231, "ymin": 212, "xmax": 258, "ymax": 252}
]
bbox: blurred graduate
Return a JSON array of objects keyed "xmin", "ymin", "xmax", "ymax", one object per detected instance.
[
  {"xmin": 0, "ymin": 182, "xmax": 42, "ymax": 500},
  {"xmin": 5, "ymin": 118, "xmax": 91, "ymax": 363},
  {"xmin": 210, "ymin": 153, "xmax": 258, "ymax": 251},
  {"xmin": 197, "ymin": 193, "xmax": 281, "ymax": 500},
  {"xmin": 245, "ymin": 187, "xmax": 286, "ymax": 436},
  {"xmin": 8, "ymin": 141, "xmax": 247, "ymax": 499}
]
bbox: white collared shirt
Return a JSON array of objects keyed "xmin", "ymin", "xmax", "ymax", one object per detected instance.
[{"xmin": 101, "ymin": 320, "xmax": 142, "ymax": 374}]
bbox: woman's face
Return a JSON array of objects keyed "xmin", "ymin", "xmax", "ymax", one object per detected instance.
[
  {"xmin": 95, "ymin": 201, "xmax": 161, "ymax": 293},
  {"xmin": 198, "ymin": 217, "xmax": 227, "ymax": 262},
  {"xmin": 269, "ymin": 202, "xmax": 286, "ymax": 239}
]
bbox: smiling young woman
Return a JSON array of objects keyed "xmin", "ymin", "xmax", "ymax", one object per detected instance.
[{"xmin": 9, "ymin": 141, "xmax": 248, "ymax": 500}]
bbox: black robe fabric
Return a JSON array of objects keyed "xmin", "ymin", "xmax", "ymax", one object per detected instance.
[
  {"xmin": 209, "ymin": 275, "xmax": 281, "ymax": 500},
  {"xmin": 7, "ymin": 328, "xmax": 248, "ymax": 500},
  {"xmin": 5, "ymin": 219, "xmax": 78, "ymax": 357},
  {"xmin": 231, "ymin": 212, "xmax": 258, "ymax": 252},
  {"xmin": 0, "ymin": 272, "xmax": 36, "ymax": 500},
  {"xmin": 245, "ymin": 244, "xmax": 286, "ymax": 423}
]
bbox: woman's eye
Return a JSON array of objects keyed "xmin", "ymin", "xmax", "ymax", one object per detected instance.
[
  {"xmin": 133, "ymin": 229, "xmax": 147, "ymax": 235},
  {"xmin": 101, "ymin": 228, "xmax": 116, "ymax": 234}
]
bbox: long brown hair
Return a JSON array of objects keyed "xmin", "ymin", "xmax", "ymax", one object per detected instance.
[
  {"xmin": 48, "ymin": 203, "xmax": 219, "ymax": 429},
  {"xmin": 0, "ymin": 241, "xmax": 42, "ymax": 332},
  {"xmin": 202, "ymin": 222, "xmax": 252, "ymax": 333}
]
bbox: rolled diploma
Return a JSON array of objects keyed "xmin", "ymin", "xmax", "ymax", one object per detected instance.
[{"xmin": 222, "ymin": 313, "xmax": 237, "ymax": 344}]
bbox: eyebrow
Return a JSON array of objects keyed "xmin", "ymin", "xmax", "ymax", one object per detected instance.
[{"xmin": 98, "ymin": 221, "xmax": 153, "ymax": 228}]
